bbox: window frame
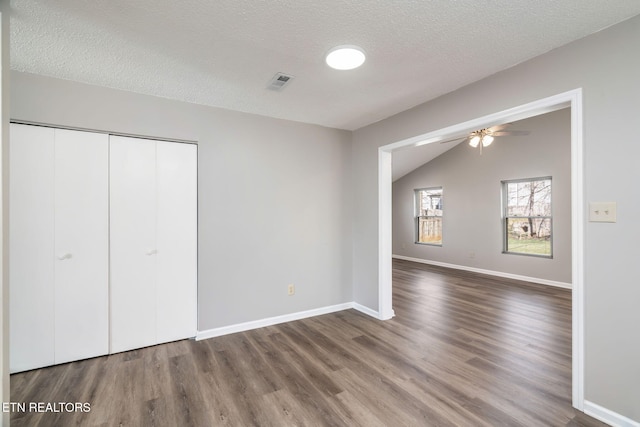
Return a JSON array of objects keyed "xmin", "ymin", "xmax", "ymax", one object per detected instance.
[
  {"xmin": 501, "ymin": 176, "xmax": 553, "ymax": 258},
  {"xmin": 414, "ymin": 187, "xmax": 443, "ymax": 246}
]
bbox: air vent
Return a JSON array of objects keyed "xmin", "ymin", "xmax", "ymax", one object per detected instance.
[{"xmin": 267, "ymin": 72, "xmax": 295, "ymax": 91}]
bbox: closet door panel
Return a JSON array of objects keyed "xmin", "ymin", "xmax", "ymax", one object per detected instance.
[
  {"xmin": 156, "ymin": 142, "xmax": 197, "ymax": 343},
  {"xmin": 9, "ymin": 123, "xmax": 55, "ymax": 372},
  {"xmin": 54, "ymin": 129, "xmax": 109, "ymax": 364},
  {"xmin": 110, "ymin": 136, "xmax": 157, "ymax": 353}
]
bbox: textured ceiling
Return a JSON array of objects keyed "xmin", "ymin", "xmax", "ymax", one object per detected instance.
[{"xmin": 9, "ymin": 1, "xmax": 640, "ymax": 131}]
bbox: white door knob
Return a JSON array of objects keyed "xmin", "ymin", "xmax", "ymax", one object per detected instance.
[
  {"xmin": 146, "ymin": 249, "xmax": 158, "ymax": 256},
  {"xmin": 57, "ymin": 253, "xmax": 72, "ymax": 260}
]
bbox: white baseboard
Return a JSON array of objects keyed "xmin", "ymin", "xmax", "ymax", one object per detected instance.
[
  {"xmin": 196, "ymin": 302, "xmax": 381, "ymax": 341},
  {"xmin": 584, "ymin": 400, "xmax": 640, "ymax": 427},
  {"xmin": 392, "ymin": 254, "xmax": 572, "ymax": 289},
  {"xmin": 352, "ymin": 302, "xmax": 383, "ymax": 319}
]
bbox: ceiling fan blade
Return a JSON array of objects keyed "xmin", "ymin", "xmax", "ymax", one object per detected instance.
[
  {"xmin": 489, "ymin": 124, "xmax": 511, "ymax": 132},
  {"xmin": 492, "ymin": 130, "xmax": 530, "ymax": 136},
  {"xmin": 439, "ymin": 136, "xmax": 467, "ymax": 144}
]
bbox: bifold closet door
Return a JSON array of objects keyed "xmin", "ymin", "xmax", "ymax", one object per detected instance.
[
  {"xmin": 156, "ymin": 141, "xmax": 197, "ymax": 344},
  {"xmin": 10, "ymin": 124, "xmax": 109, "ymax": 373},
  {"xmin": 110, "ymin": 136, "xmax": 158, "ymax": 353},
  {"xmin": 10, "ymin": 124, "xmax": 55, "ymax": 372},
  {"xmin": 54, "ymin": 128, "xmax": 109, "ymax": 364},
  {"xmin": 110, "ymin": 136, "xmax": 197, "ymax": 353}
]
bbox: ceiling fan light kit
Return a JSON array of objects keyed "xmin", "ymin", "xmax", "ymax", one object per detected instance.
[
  {"xmin": 468, "ymin": 130, "xmax": 494, "ymax": 148},
  {"xmin": 441, "ymin": 124, "xmax": 529, "ymax": 154},
  {"xmin": 469, "ymin": 135, "xmax": 481, "ymax": 147},
  {"xmin": 466, "ymin": 127, "xmax": 519, "ymax": 153}
]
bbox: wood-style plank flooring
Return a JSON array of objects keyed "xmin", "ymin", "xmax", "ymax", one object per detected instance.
[{"xmin": 10, "ymin": 259, "xmax": 607, "ymax": 426}]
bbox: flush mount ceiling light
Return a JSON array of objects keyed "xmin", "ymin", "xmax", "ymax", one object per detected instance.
[{"xmin": 325, "ymin": 45, "xmax": 366, "ymax": 70}]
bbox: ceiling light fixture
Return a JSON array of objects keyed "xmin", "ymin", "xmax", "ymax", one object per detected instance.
[
  {"xmin": 482, "ymin": 134, "xmax": 494, "ymax": 146},
  {"xmin": 439, "ymin": 124, "xmax": 530, "ymax": 154},
  {"xmin": 325, "ymin": 45, "xmax": 366, "ymax": 70},
  {"xmin": 469, "ymin": 129, "xmax": 494, "ymax": 154},
  {"xmin": 469, "ymin": 135, "xmax": 481, "ymax": 148}
]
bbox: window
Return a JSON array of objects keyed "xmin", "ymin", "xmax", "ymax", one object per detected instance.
[
  {"xmin": 415, "ymin": 187, "xmax": 443, "ymax": 245},
  {"xmin": 502, "ymin": 177, "xmax": 552, "ymax": 257}
]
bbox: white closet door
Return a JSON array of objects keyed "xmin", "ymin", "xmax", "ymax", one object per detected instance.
[
  {"xmin": 54, "ymin": 129, "xmax": 109, "ymax": 364},
  {"xmin": 156, "ymin": 141, "xmax": 197, "ymax": 343},
  {"xmin": 110, "ymin": 136, "xmax": 158, "ymax": 353},
  {"xmin": 10, "ymin": 123, "xmax": 56, "ymax": 372}
]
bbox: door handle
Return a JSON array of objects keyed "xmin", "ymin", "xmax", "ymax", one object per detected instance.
[
  {"xmin": 57, "ymin": 253, "xmax": 72, "ymax": 260},
  {"xmin": 146, "ymin": 249, "xmax": 158, "ymax": 256}
]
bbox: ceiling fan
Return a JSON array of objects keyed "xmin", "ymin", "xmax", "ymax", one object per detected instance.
[{"xmin": 441, "ymin": 124, "xmax": 530, "ymax": 154}]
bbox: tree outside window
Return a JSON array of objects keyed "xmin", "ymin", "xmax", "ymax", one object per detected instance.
[
  {"xmin": 415, "ymin": 187, "xmax": 443, "ymax": 245},
  {"xmin": 502, "ymin": 177, "xmax": 552, "ymax": 257}
]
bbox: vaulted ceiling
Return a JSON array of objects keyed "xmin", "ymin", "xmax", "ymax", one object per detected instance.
[{"xmin": 10, "ymin": 1, "xmax": 640, "ymax": 131}]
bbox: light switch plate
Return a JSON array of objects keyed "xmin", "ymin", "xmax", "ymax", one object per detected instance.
[{"xmin": 589, "ymin": 202, "xmax": 617, "ymax": 222}]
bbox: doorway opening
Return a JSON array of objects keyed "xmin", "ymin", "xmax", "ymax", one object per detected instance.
[{"xmin": 377, "ymin": 89, "xmax": 584, "ymax": 409}]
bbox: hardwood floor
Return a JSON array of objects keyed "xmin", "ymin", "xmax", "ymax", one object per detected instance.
[{"xmin": 10, "ymin": 259, "xmax": 608, "ymax": 426}]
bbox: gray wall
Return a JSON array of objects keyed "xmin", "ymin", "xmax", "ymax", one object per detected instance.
[
  {"xmin": 352, "ymin": 15, "xmax": 640, "ymax": 421},
  {"xmin": 10, "ymin": 71, "xmax": 353, "ymax": 331},
  {"xmin": 392, "ymin": 109, "xmax": 571, "ymax": 284}
]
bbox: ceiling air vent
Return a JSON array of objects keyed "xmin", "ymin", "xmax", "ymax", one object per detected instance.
[{"xmin": 267, "ymin": 72, "xmax": 294, "ymax": 91}]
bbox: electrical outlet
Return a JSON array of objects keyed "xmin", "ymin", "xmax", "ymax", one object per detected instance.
[{"xmin": 287, "ymin": 284, "xmax": 295, "ymax": 296}]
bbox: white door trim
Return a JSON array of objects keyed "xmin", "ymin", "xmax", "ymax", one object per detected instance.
[{"xmin": 377, "ymin": 88, "xmax": 584, "ymax": 410}]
